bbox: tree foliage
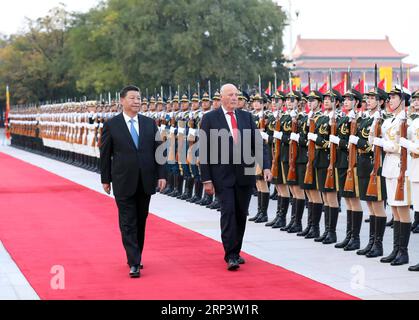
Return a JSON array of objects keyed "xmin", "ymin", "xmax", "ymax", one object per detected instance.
[{"xmin": 0, "ymin": 0, "xmax": 287, "ymax": 104}]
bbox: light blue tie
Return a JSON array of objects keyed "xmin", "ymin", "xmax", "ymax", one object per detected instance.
[{"xmin": 129, "ymin": 119, "xmax": 139, "ymax": 149}]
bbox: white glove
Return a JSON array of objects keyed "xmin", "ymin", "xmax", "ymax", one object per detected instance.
[
  {"xmin": 329, "ymin": 135, "xmax": 340, "ymax": 145},
  {"xmin": 274, "ymin": 131, "xmax": 283, "ymax": 140},
  {"xmin": 328, "ymin": 111, "xmax": 335, "ymax": 120},
  {"xmin": 160, "ymin": 124, "xmax": 166, "ymax": 132},
  {"xmin": 188, "ymin": 128, "xmax": 197, "ymax": 137},
  {"xmin": 308, "ymin": 111, "xmax": 313, "ymax": 119},
  {"xmin": 290, "ymin": 110, "xmax": 298, "ymax": 118},
  {"xmin": 308, "ymin": 133, "xmax": 318, "ymax": 142},
  {"xmin": 178, "ymin": 127, "xmax": 186, "ymax": 134},
  {"xmin": 399, "ymin": 137, "xmax": 410, "ymax": 150},
  {"xmin": 170, "ymin": 127, "xmax": 176, "ymax": 134},
  {"xmin": 373, "ymin": 137, "xmax": 384, "ymax": 147},
  {"xmin": 290, "ymin": 132, "xmax": 300, "ymax": 142},
  {"xmin": 349, "ymin": 135, "xmax": 359, "ymax": 145},
  {"xmin": 348, "ymin": 110, "xmax": 356, "ymax": 120},
  {"xmin": 260, "ymin": 131, "xmax": 269, "ymax": 141}
]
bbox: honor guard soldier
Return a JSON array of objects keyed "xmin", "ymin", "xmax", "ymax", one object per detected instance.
[
  {"xmin": 196, "ymin": 92, "xmax": 215, "ymax": 206},
  {"xmin": 351, "ymin": 88, "xmax": 389, "ymax": 257}
]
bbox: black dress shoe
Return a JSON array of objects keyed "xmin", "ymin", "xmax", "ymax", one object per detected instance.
[
  {"xmin": 227, "ymin": 259, "xmax": 240, "ymax": 271},
  {"xmin": 237, "ymin": 257, "xmax": 246, "ymax": 265},
  {"xmin": 129, "ymin": 266, "xmax": 140, "ymax": 278}
]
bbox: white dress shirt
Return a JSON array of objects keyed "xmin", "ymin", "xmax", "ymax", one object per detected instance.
[
  {"xmin": 221, "ymin": 105, "xmax": 237, "ymax": 134},
  {"xmin": 123, "ymin": 112, "xmax": 139, "ymax": 136}
]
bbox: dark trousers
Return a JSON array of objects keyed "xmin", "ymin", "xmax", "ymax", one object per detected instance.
[
  {"xmin": 115, "ymin": 175, "xmax": 151, "ymax": 267},
  {"xmin": 218, "ymin": 185, "xmax": 252, "ymax": 262}
]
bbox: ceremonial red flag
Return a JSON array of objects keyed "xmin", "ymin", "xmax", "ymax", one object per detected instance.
[
  {"xmin": 378, "ymin": 79, "xmax": 385, "ymax": 90},
  {"xmin": 319, "ymin": 81, "xmax": 328, "ymax": 94},
  {"xmin": 333, "ymin": 80, "xmax": 345, "ymax": 94},
  {"xmin": 354, "ymin": 80, "xmax": 365, "ymax": 94},
  {"xmin": 302, "ymin": 85, "xmax": 310, "ymax": 94},
  {"xmin": 403, "ymin": 78, "xmax": 409, "ymax": 90}
]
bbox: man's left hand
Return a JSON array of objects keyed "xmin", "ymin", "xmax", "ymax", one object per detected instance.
[
  {"xmin": 158, "ymin": 179, "xmax": 167, "ymax": 191},
  {"xmin": 263, "ymin": 169, "xmax": 273, "ymax": 182}
]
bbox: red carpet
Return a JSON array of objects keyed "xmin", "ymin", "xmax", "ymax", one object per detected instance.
[{"xmin": 0, "ymin": 151, "xmax": 357, "ymax": 300}]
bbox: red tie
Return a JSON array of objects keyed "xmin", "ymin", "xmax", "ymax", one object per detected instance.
[{"xmin": 227, "ymin": 111, "xmax": 239, "ymax": 143}]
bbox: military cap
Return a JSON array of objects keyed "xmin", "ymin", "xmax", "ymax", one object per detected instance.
[
  {"xmin": 365, "ymin": 88, "xmax": 389, "ymax": 101},
  {"xmin": 343, "ymin": 89, "xmax": 363, "ymax": 102},
  {"xmin": 172, "ymin": 94, "xmax": 180, "ymax": 103},
  {"xmin": 141, "ymin": 97, "xmax": 148, "ymax": 105},
  {"xmin": 274, "ymin": 91, "xmax": 286, "ymax": 100},
  {"xmin": 191, "ymin": 93, "xmax": 200, "ymax": 102},
  {"xmin": 388, "ymin": 85, "xmax": 412, "ymax": 106},
  {"xmin": 181, "ymin": 94, "xmax": 189, "ymax": 103},
  {"xmin": 301, "ymin": 91, "xmax": 308, "ymax": 102},
  {"xmin": 202, "ymin": 92, "xmax": 210, "ymax": 101},
  {"xmin": 157, "ymin": 96, "xmax": 164, "ymax": 104},
  {"xmin": 412, "ymin": 90, "xmax": 419, "ymax": 99},
  {"xmin": 149, "ymin": 96, "xmax": 156, "ymax": 104},
  {"xmin": 286, "ymin": 90, "xmax": 302, "ymax": 101},
  {"xmin": 213, "ymin": 91, "xmax": 221, "ymax": 100},
  {"xmin": 323, "ymin": 89, "xmax": 343, "ymax": 103},
  {"xmin": 253, "ymin": 93, "xmax": 263, "ymax": 101},
  {"xmin": 242, "ymin": 91, "xmax": 250, "ymax": 102},
  {"xmin": 238, "ymin": 91, "xmax": 245, "ymax": 100},
  {"xmin": 307, "ymin": 90, "xmax": 324, "ymax": 101}
]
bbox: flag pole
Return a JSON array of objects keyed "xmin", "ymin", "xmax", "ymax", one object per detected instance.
[{"xmin": 5, "ymin": 85, "xmax": 11, "ymax": 141}]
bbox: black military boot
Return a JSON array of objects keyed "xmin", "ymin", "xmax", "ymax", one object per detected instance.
[
  {"xmin": 167, "ymin": 175, "xmax": 179, "ymax": 197},
  {"xmin": 391, "ymin": 222, "xmax": 411, "ymax": 266},
  {"xmin": 298, "ymin": 202, "xmax": 313, "ymax": 237},
  {"xmin": 189, "ymin": 180, "xmax": 203, "ymax": 203},
  {"xmin": 180, "ymin": 177, "xmax": 194, "ymax": 200},
  {"xmin": 412, "ymin": 212, "xmax": 419, "ymax": 233},
  {"xmin": 281, "ymin": 198, "xmax": 296, "ymax": 231},
  {"xmin": 266, "ymin": 196, "xmax": 282, "ymax": 227},
  {"xmin": 272, "ymin": 197, "xmax": 290, "ymax": 229},
  {"xmin": 344, "ymin": 211, "xmax": 363, "ymax": 251},
  {"xmin": 357, "ymin": 215, "xmax": 376, "ymax": 255},
  {"xmin": 270, "ymin": 188, "xmax": 278, "ymax": 200},
  {"xmin": 288, "ymin": 199, "xmax": 305, "ymax": 233},
  {"xmin": 176, "ymin": 176, "xmax": 186, "ymax": 199},
  {"xmin": 248, "ymin": 192, "xmax": 262, "ymax": 222},
  {"xmin": 322, "ymin": 207, "xmax": 339, "ymax": 244},
  {"xmin": 381, "ymin": 221, "xmax": 400, "ymax": 263},
  {"xmin": 335, "ymin": 210, "xmax": 353, "ymax": 248},
  {"xmin": 366, "ymin": 216, "xmax": 387, "ymax": 258},
  {"xmin": 306, "ymin": 203, "xmax": 323, "ymax": 239},
  {"xmin": 315, "ymin": 206, "xmax": 329, "ymax": 242},
  {"xmin": 255, "ymin": 193, "xmax": 270, "ymax": 223}
]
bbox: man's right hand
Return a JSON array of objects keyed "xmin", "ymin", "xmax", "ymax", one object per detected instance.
[
  {"xmin": 103, "ymin": 183, "xmax": 111, "ymax": 195},
  {"xmin": 203, "ymin": 182, "xmax": 215, "ymax": 196}
]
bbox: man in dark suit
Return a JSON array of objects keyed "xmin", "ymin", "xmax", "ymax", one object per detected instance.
[
  {"xmin": 200, "ymin": 84, "xmax": 272, "ymax": 271},
  {"xmin": 100, "ymin": 85, "xmax": 166, "ymax": 278}
]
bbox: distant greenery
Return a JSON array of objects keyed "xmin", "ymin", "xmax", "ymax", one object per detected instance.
[{"xmin": 0, "ymin": 0, "xmax": 287, "ymax": 105}]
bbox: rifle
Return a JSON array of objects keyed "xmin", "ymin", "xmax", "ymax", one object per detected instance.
[
  {"xmin": 287, "ymin": 73, "xmax": 298, "ymax": 182},
  {"xmin": 395, "ymin": 64, "xmax": 407, "ymax": 201},
  {"xmin": 304, "ymin": 113, "xmax": 316, "ymax": 184},
  {"xmin": 271, "ymin": 108, "xmax": 281, "ymax": 179},
  {"xmin": 324, "ymin": 70, "xmax": 337, "ymax": 189},
  {"xmin": 344, "ymin": 110, "xmax": 359, "ymax": 192},
  {"xmin": 366, "ymin": 65, "xmax": 382, "ymax": 197}
]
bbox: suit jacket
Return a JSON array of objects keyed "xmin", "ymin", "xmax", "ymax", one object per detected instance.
[
  {"xmin": 199, "ymin": 107, "xmax": 271, "ymax": 193},
  {"xmin": 100, "ymin": 113, "xmax": 165, "ymax": 197}
]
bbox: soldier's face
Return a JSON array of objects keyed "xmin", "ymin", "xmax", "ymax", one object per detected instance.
[
  {"xmin": 141, "ymin": 104, "xmax": 148, "ymax": 112},
  {"xmin": 121, "ymin": 91, "xmax": 141, "ymax": 115},
  {"xmin": 149, "ymin": 103, "xmax": 156, "ymax": 111},
  {"xmin": 202, "ymin": 101, "xmax": 210, "ymax": 110},
  {"xmin": 389, "ymin": 94, "xmax": 402, "ymax": 111},
  {"xmin": 253, "ymin": 101, "xmax": 262, "ymax": 111},
  {"xmin": 238, "ymin": 99, "xmax": 245, "ymax": 108},
  {"xmin": 413, "ymin": 98, "xmax": 419, "ymax": 110},
  {"xmin": 181, "ymin": 102, "xmax": 189, "ymax": 111},
  {"xmin": 192, "ymin": 102, "xmax": 199, "ymax": 110},
  {"xmin": 367, "ymin": 95, "xmax": 378, "ymax": 110},
  {"xmin": 323, "ymin": 96, "xmax": 332, "ymax": 110},
  {"xmin": 343, "ymin": 97, "xmax": 354, "ymax": 112},
  {"xmin": 173, "ymin": 102, "xmax": 179, "ymax": 111},
  {"xmin": 309, "ymin": 99, "xmax": 320, "ymax": 111}
]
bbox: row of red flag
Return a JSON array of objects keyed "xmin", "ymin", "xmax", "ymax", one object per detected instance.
[{"xmin": 266, "ymin": 78, "xmax": 409, "ymax": 96}]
